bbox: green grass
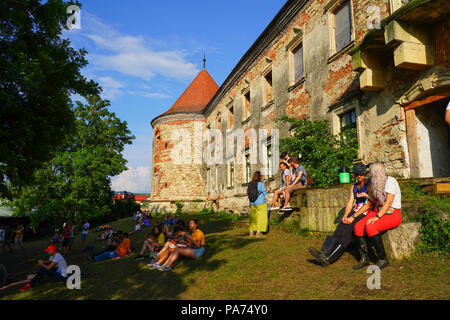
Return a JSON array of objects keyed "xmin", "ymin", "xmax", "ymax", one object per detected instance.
[
  {"xmin": 0, "ymin": 213, "xmax": 449, "ymax": 300},
  {"xmin": 402, "ymin": 180, "xmax": 450, "ymax": 213}
]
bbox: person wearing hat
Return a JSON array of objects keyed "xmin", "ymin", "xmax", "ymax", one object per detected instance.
[
  {"xmin": 19, "ymin": 244, "xmax": 68, "ymax": 292},
  {"xmin": 308, "ymin": 163, "xmax": 369, "ymax": 266}
]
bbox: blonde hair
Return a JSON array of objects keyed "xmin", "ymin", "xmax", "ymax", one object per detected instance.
[{"xmin": 367, "ymin": 162, "xmax": 388, "ymax": 205}]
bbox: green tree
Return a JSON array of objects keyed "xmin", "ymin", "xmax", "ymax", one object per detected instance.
[
  {"xmin": 278, "ymin": 116, "xmax": 358, "ymax": 186},
  {"xmin": 9, "ymin": 96, "xmax": 135, "ymax": 229},
  {"xmin": 0, "ymin": 0, "xmax": 100, "ymax": 198}
]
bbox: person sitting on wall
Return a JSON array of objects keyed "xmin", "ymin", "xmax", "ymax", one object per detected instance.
[
  {"xmin": 270, "ymin": 161, "xmax": 292, "ymax": 211},
  {"xmin": 351, "ymin": 162, "xmax": 402, "ymax": 270},
  {"xmin": 280, "ymin": 157, "xmax": 308, "ymax": 212},
  {"xmin": 308, "ymin": 163, "xmax": 369, "ymax": 266},
  {"xmin": 19, "ymin": 245, "xmax": 68, "ymax": 292},
  {"xmin": 135, "ymin": 225, "xmax": 166, "ymax": 261},
  {"xmin": 153, "ymin": 219, "xmax": 206, "ymax": 272}
]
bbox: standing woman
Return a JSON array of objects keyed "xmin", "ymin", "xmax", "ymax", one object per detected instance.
[
  {"xmin": 248, "ymin": 171, "xmax": 269, "ymax": 237},
  {"xmin": 350, "ymin": 162, "xmax": 402, "ymax": 270}
]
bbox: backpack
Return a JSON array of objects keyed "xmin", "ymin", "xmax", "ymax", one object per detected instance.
[{"xmin": 247, "ymin": 181, "xmax": 259, "ymax": 203}]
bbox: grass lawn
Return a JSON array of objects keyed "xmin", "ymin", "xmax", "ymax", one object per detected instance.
[{"xmin": 0, "ymin": 213, "xmax": 449, "ymax": 300}]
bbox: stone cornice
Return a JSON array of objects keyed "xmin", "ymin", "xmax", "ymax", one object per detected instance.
[
  {"xmin": 203, "ymin": 0, "xmax": 310, "ymax": 118},
  {"xmin": 150, "ymin": 112, "xmax": 205, "ymax": 128},
  {"xmin": 396, "ymin": 72, "xmax": 450, "ymax": 105}
]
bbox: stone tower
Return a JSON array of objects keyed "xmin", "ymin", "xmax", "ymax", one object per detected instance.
[{"xmin": 150, "ymin": 69, "xmax": 219, "ymax": 213}]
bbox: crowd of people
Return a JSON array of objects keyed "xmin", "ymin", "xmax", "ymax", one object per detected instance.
[
  {"xmin": 17, "ymin": 211, "xmax": 207, "ymax": 291},
  {"xmin": 13, "ymin": 153, "xmax": 403, "ymax": 292},
  {"xmin": 0, "ymin": 224, "xmax": 25, "ymax": 253},
  {"xmin": 248, "ymin": 153, "xmax": 402, "ymax": 271}
]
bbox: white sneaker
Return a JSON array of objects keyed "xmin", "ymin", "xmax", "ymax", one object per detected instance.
[{"xmin": 270, "ymin": 206, "xmax": 280, "ymax": 211}]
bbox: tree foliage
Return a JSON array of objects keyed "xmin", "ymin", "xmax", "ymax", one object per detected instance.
[
  {"xmin": 0, "ymin": 0, "xmax": 100, "ymax": 198},
  {"xmin": 8, "ymin": 96, "xmax": 135, "ymax": 229},
  {"xmin": 278, "ymin": 116, "xmax": 359, "ymax": 186}
]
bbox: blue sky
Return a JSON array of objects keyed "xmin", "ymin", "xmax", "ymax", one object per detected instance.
[{"xmin": 65, "ymin": 0, "xmax": 287, "ymax": 193}]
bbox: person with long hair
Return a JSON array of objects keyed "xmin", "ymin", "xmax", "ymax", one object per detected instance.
[
  {"xmin": 308, "ymin": 164, "xmax": 369, "ymax": 266},
  {"xmin": 135, "ymin": 225, "xmax": 165, "ymax": 261},
  {"xmin": 153, "ymin": 219, "xmax": 206, "ymax": 272},
  {"xmin": 349, "ymin": 162, "xmax": 402, "ymax": 270},
  {"xmin": 248, "ymin": 171, "xmax": 269, "ymax": 237},
  {"xmin": 270, "ymin": 162, "xmax": 291, "ymax": 211}
]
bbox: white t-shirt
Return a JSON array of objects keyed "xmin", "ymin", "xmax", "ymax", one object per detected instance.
[
  {"xmin": 82, "ymin": 222, "xmax": 90, "ymax": 235},
  {"xmin": 446, "ymin": 101, "xmax": 450, "ymax": 110},
  {"xmin": 50, "ymin": 253, "xmax": 68, "ymax": 277},
  {"xmin": 384, "ymin": 176, "xmax": 402, "ymax": 209}
]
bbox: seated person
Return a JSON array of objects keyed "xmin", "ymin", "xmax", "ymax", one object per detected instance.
[
  {"xmin": 270, "ymin": 161, "xmax": 292, "ymax": 211},
  {"xmin": 20, "ymin": 245, "xmax": 68, "ymax": 292},
  {"xmin": 163, "ymin": 214, "xmax": 172, "ymax": 226},
  {"xmin": 93, "ymin": 232, "xmax": 132, "ymax": 262},
  {"xmin": 308, "ymin": 164, "xmax": 369, "ymax": 266},
  {"xmin": 148, "ymin": 225, "xmax": 190, "ymax": 268},
  {"xmin": 141, "ymin": 217, "xmax": 151, "ymax": 228},
  {"xmin": 134, "ymin": 211, "xmax": 142, "ymax": 223},
  {"xmin": 280, "ymin": 157, "xmax": 308, "ymax": 211},
  {"xmin": 130, "ymin": 221, "xmax": 142, "ymax": 234},
  {"xmin": 152, "ymin": 219, "xmax": 205, "ymax": 272},
  {"xmin": 51, "ymin": 232, "xmax": 61, "ymax": 244},
  {"xmin": 135, "ymin": 225, "xmax": 166, "ymax": 261}
]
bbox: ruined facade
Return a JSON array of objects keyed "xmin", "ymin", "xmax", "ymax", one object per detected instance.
[{"xmin": 150, "ymin": 0, "xmax": 450, "ymax": 213}]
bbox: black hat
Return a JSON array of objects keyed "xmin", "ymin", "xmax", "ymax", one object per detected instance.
[{"xmin": 353, "ymin": 164, "xmax": 367, "ymax": 175}]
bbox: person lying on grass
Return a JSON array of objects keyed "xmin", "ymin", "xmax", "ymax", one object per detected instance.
[
  {"xmin": 135, "ymin": 225, "xmax": 166, "ymax": 261},
  {"xmin": 93, "ymin": 232, "xmax": 132, "ymax": 262},
  {"xmin": 150, "ymin": 219, "xmax": 205, "ymax": 272},
  {"xmin": 148, "ymin": 224, "xmax": 191, "ymax": 268},
  {"xmin": 19, "ymin": 245, "xmax": 68, "ymax": 292}
]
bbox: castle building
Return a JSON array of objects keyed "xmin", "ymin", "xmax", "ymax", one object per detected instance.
[{"xmin": 150, "ymin": 0, "xmax": 450, "ymax": 214}]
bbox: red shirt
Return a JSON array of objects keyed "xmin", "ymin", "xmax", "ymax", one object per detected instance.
[{"xmin": 64, "ymin": 225, "xmax": 72, "ymax": 239}]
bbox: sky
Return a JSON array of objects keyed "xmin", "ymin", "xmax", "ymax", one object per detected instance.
[{"xmin": 65, "ymin": 0, "xmax": 287, "ymax": 194}]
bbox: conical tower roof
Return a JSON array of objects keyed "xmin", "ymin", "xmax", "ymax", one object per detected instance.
[{"xmin": 152, "ymin": 69, "xmax": 218, "ymax": 126}]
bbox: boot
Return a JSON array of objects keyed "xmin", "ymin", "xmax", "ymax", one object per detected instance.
[
  {"xmin": 353, "ymin": 236, "xmax": 370, "ymax": 270},
  {"xmin": 308, "ymin": 236, "xmax": 345, "ymax": 267},
  {"xmin": 370, "ymin": 234, "xmax": 390, "ymax": 269}
]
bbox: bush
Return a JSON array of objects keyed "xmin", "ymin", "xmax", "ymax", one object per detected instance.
[
  {"xmin": 412, "ymin": 208, "xmax": 449, "ymax": 254},
  {"xmin": 174, "ymin": 201, "xmax": 184, "ymax": 214},
  {"xmin": 278, "ymin": 117, "xmax": 358, "ymax": 186}
]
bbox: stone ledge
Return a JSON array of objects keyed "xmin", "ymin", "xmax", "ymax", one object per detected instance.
[{"xmin": 382, "ymin": 222, "xmax": 422, "ymax": 260}]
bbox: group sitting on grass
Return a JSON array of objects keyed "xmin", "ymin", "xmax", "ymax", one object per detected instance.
[{"xmin": 148, "ymin": 219, "xmax": 205, "ymax": 272}]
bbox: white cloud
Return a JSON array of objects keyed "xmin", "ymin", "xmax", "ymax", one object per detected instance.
[
  {"xmin": 98, "ymin": 76, "xmax": 125, "ymax": 99},
  {"xmin": 127, "ymin": 90, "xmax": 171, "ymax": 99},
  {"xmin": 111, "ymin": 166, "xmax": 151, "ymax": 193},
  {"xmin": 80, "ymin": 12, "xmax": 199, "ymax": 81}
]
